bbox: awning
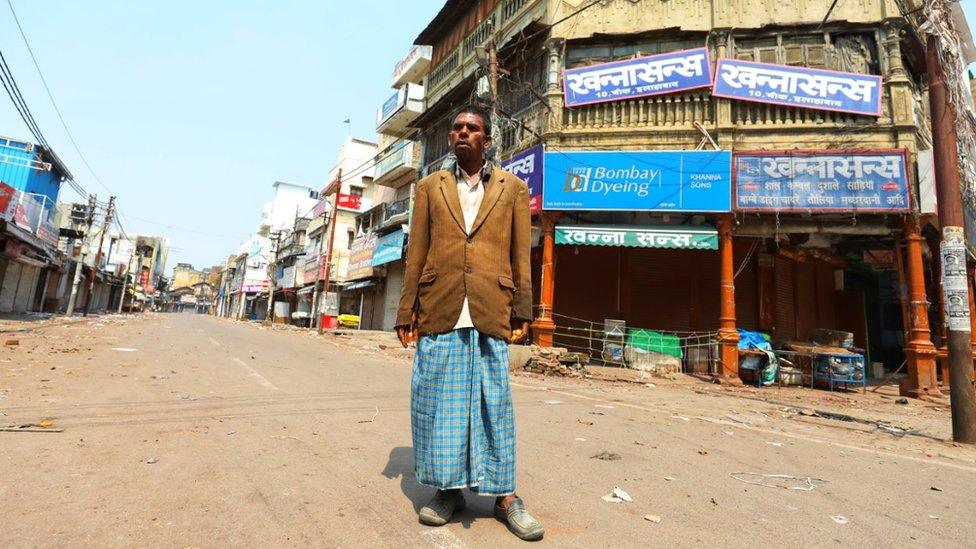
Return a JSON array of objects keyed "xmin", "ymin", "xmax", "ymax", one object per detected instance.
[
  {"xmin": 555, "ymin": 224, "xmax": 718, "ymax": 250},
  {"xmin": 343, "ymin": 279, "xmax": 376, "ymax": 291},
  {"xmin": 297, "ymin": 285, "xmax": 317, "ymax": 296}
]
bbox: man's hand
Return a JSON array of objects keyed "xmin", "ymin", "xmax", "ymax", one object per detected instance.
[
  {"xmin": 395, "ymin": 313, "xmax": 418, "ymax": 348},
  {"xmin": 510, "ymin": 320, "xmax": 530, "ymax": 344}
]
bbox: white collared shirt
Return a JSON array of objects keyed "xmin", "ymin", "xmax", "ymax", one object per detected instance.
[{"xmin": 453, "ymin": 165, "xmax": 485, "ymax": 330}]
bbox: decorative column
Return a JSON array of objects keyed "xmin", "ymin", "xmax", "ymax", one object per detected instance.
[
  {"xmin": 716, "ymin": 215, "xmax": 740, "ymax": 381},
  {"xmin": 543, "ymin": 38, "xmax": 566, "ymax": 136},
  {"xmin": 532, "ymin": 211, "xmax": 560, "ymax": 347},
  {"xmin": 712, "ymin": 30, "xmax": 734, "ymax": 149},
  {"xmin": 900, "ymin": 217, "xmax": 941, "ymax": 397}
]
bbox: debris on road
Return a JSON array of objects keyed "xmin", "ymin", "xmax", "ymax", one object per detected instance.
[
  {"xmin": 0, "ymin": 422, "xmax": 63, "ymax": 433},
  {"xmin": 111, "ymin": 348, "xmax": 138, "ymax": 352},
  {"xmin": 730, "ymin": 472, "xmax": 828, "ymax": 491},
  {"xmin": 831, "ymin": 515, "xmax": 849, "ymax": 525},
  {"xmin": 930, "ymin": 486, "xmax": 943, "ymax": 492},
  {"xmin": 4, "ymin": 339, "xmax": 19, "ymax": 346},
  {"xmin": 358, "ymin": 406, "xmax": 380, "ymax": 423},
  {"xmin": 725, "ymin": 414, "xmax": 753, "ymax": 425},
  {"xmin": 698, "ymin": 448, "xmax": 709, "ymax": 456},
  {"xmin": 601, "ymin": 487, "xmax": 633, "ymax": 503},
  {"xmin": 671, "ymin": 415, "xmax": 691, "ymax": 422},
  {"xmin": 577, "ymin": 419, "xmax": 594, "ymax": 426},
  {"xmin": 591, "ymin": 451, "xmax": 622, "ymax": 461},
  {"xmin": 574, "ymin": 437, "xmax": 586, "ymax": 442},
  {"xmin": 664, "ymin": 476, "xmax": 675, "ymax": 481},
  {"xmin": 145, "ymin": 457, "xmax": 159, "ymax": 464},
  {"xmin": 644, "ymin": 514, "xmax": 662, "ymax": 523},
  {"xmin": 541, "ymin": 399, "xmax": 565, "ymax": 405},
  {"xmin": 895, "ymin": 398, "xmax": 909, "ymax": 405},
  {"xmin": 594, "ymin": 404, "xmax": 615, "ymax": 410}
]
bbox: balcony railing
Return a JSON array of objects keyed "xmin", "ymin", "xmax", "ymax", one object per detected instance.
[
  {"xmin": 383, "ymin": 197, "xmax": 410, "ymax": 223},
  {"xmin": 374, "ymin": 139, "xmax": 419, "ymax": 187},
  {"xmin": 562, "ymin": 91, "xmax": 715, "ymax": 131},
  {"xmin": 1, "ymin": 188, "xmax": 58, "ymax": 247}
]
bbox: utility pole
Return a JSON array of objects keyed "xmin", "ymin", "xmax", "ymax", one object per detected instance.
[
  {"xmin": 65, "ymin": 196, "xmax": 96, "ymax": 316},
  {"xmin": 265, "ymin": 231, "xmax": 281, "ymax": 324},
  {"xmin": 319, "ymin": 168, "xmax": 342, "ymax": 335},
  {"xmin": 927, "ymin": 33, "xmax": 976, "ymax": 444},
  {"xmin": 83, "ymin": 196, "xmax": 115, "ymax": 317},
  {"xmin": 485, "ymin": 35, "xmax": 502, "ymax": 141},
  {"xmin": 310, "ymin": 207, "xmax": 329, "ymax": 331},
  {"xmin": 237, "ymin": 253, "xmax": 249, "ymax": 321}
]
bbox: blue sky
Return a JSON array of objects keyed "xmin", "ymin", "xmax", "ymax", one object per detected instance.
[
  {"xmin": 0, "ymin": 2, "xmax": 974, "ymax": 271},
  {"xmin": 0, "ymin": 0, "xmax": 443, "ymax": 270}
]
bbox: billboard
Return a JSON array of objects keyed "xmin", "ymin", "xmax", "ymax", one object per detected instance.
[
  {"xmin": 733, "ymin": 151, "xmax": 910, "ymax": 212},
  {"xmin": 563, "ymin": 48, "xmax": 712, "ymax": 107},
  {"xmin": 542, "ymin": 150, "xmax": 732, "ymax": 212},
  {"xmin": 372, "ymin": 229, "xmax": 405, "ymax": 267},
  {"xmin": 500, "ymin": 144, "xmax": 543, "ymax": 214},
  {"xmin": 712, "ymin": 59, "xmax": 882, "ymax": 117},
  {"xmin": 346, "ymin": 233, "xmax": 378, "ymax": 281}
]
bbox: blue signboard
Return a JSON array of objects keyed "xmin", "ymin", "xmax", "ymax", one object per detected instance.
[
  {"xmin": 372, "ymin": 229, "xmax": 405, "ymax": 266},
  {"xmin": 563, "ymin": 48, "xmax": 712, "ymax": 107},
  {"xmin": 734, "ymin": 151, "xmax": 910, "ymax": 212},
  {"xmin": 379, "ymin": 90, "xmax": 400, "ymax": 123},
  {"xmin": 500, "ymin": 144, "xmax": 543, "ymax": 213},
  {"xmin": 712, "ymin": 59, "xmax": 883, "ymax": 117},
  {"xmin": 542, "ymin": 150, "xmax": 732, "ymax": 212}
]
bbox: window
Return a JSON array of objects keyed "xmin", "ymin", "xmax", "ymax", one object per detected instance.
[
  {"xmin": 348, "ymin": 186, "xmax": 364, "ymax": 197},
  {"xmin": 347, "ymin": 230, "xmax": 355, "ymax": 250}
]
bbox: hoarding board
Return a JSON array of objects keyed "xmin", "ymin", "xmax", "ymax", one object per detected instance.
[
  {"xmin": 712, "ymin": 59, "xmax": 882, "ymax": 117},
  {"xmin": 500, "ymin": 144, "xmax": 543, "ymax": 214},
  {"xmin": 563, "ymin": 48, "xmax": 712, "ymax": 107},
  {"xmin": 542, "ymin": 150, "xmax": 732, "ymax": 212},
  {"xmin": 372, "ymin": 229, "xmax": 404, "ymax": 267},
  {"xmin": 733, "ymin": 151, "xmax": 910, "ymax": 212}
]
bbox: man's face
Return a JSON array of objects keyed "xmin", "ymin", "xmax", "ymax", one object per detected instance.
[{"xmin": 449, "ymin": 112, "xmax": 491, "ymax": 160}]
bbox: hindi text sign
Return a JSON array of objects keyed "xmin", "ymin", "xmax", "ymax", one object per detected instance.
[
  {"xmin": 563, "ymin": 48, "xmax": 712, "ymax": 107},
  {"xmin": 712, "ymin": 59, "xmax": 882, "ymax": 117},
  {"xmin": 734, "ymin": 151, "xmax": 910, "ymax": 212}
]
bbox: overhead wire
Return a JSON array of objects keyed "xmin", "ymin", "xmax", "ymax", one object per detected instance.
[{"xmin": 5, "ymin": 0, "xmax": 112, "ymax": 195}]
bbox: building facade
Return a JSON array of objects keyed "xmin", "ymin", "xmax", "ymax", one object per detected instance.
[{"xmin": 408, "ymin": 0, "xmax": 965, "ymax": 396}]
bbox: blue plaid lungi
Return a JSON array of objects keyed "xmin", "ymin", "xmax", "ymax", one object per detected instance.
[{"xmin": 411, "ymin": 327, "xmax": 516, "ymax": 496}]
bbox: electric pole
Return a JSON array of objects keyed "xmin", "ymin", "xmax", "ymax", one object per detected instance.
[
  {"xmin": 927, "ymin": 33, "xmax": 976, "ymax": 443},
  {"xmin": 83, "ymin": 196, "xmax": 115, "ymax": 317},
  {"xmin": 65, "ymin": 195, "xmax": 96, "ymax": 317},
  {"xmin": 237, "ymin": 253, "xmax": 249, "ymax": 321},
  {"xmin": 319, "ymin": 168, "xmax": 342, "ymax": 335},
  {"xmin": 310, "ymin": 207, "xmax": 329, "ymax": 331},
  {"xmin": 265, "ymin": 231, "xmax": 281, "ymax": 324}
]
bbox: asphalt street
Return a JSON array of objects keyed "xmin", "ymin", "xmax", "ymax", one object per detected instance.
[{"xmin": 1, "ymin": 313, "xmax": 974, "ymax": 548}]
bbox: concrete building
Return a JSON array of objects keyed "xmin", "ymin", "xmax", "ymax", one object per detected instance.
[
  {"xmin": 408, "ymin": 0, "xmax": 973, "ymax": 395},
  {"xmin": 300, "ymin": 137, "xmax": 378, "ymax": 328},
  {"xmin": 0, "ymin": 136, "xmax": 71, "ymax": 313}
]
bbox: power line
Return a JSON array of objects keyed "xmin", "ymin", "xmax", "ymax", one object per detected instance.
[
  {"xmin": 124, "ymin": 214, "xmax": 243, "ymax": 240},
  {"xmin": 5, "ymin": 0, "xmax": 112, "ymax": 194},
  {"xmin": 0, "ymin": 47, "xmax": 47, "ymax": 146}
]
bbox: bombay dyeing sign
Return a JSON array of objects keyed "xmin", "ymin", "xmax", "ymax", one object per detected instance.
[
  {"xmin": 712, "ymin": 59, "xmax": 882, "ymax": 117},
  {"xmin": 563, "ymin": 48, "xmax": 712, "ymax": 107},
  {"xmin": 542, "ymin": 150, "xmax": 732, "ymax": 212},
  {"xmin": 734, "ymin": 151, "xmax": 910, "ymax": 212}
]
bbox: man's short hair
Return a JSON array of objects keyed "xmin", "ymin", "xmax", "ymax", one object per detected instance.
[{"xmin": 453, "ymin": 103, "xmax": 492, "ymax": 137}]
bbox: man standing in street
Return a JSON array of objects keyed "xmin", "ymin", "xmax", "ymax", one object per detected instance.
[{"xmin": 396, "ymin": 104, "xmax": 542, "ymax": 541}]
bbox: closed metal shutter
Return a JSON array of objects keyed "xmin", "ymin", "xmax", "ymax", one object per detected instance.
[{"xmin": 775, "ymin": 256, "xmax": 796, "ymax": 340}]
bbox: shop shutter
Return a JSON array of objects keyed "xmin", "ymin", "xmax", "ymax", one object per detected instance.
[
  {"xmin": 733, "ymin": 239, "xmax": 760, "ymax": 331},
  {"xmin": 815, "ymin": 260, "xmax": 838, "ymax": 329},
  {"xmin": 553, "ymin": 245, "xmax": 620, "ymax": 352},
  {"xmin": 774, "ymin": 257, "xmax": 796, "ymax": 340},
  {"xmin": 795, "ymin": 259, "xmax": 817, "ymax": 339},
  {"xmin": 629, "ymin": 248, "xmax": 699, "ymax": 332}
]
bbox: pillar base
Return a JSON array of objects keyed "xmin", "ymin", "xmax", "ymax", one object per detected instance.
[
  {"xmin": 901, "ymin": 343, "xmax": 943, "ymax": 398},
  {"xmin": 531, "ymin": 318, "xmax": 555, "ymax": 348},
  {"xmin": 717, "ymin": 327, "xmax": 741, "ymax": 381}
]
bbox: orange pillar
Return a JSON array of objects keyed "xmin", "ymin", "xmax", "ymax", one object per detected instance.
[
  {"xmin": 900, "ymin": 217, "xmax": 941, "ymax": 397},
  {"xmin": 532, "ymin": 212, "xmax": 559, "ymax": 347},
  {"xmin": 716, "ymin": 215, "xmax": 740, "ymax": 381}
]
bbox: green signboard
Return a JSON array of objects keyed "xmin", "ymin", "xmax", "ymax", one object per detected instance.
[{"xmin": 554, "ymin": 225, "xmax": 717, "ymax": 250}]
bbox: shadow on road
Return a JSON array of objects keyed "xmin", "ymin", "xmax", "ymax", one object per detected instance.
[{"xmin": 382, "ymin": 446, "xmax": 498, "ymax": 530}]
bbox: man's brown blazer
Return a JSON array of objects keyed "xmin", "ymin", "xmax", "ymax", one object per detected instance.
[{"xmin": 396, "ymin": 165, "xmax": 532, "ymax": 341}]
